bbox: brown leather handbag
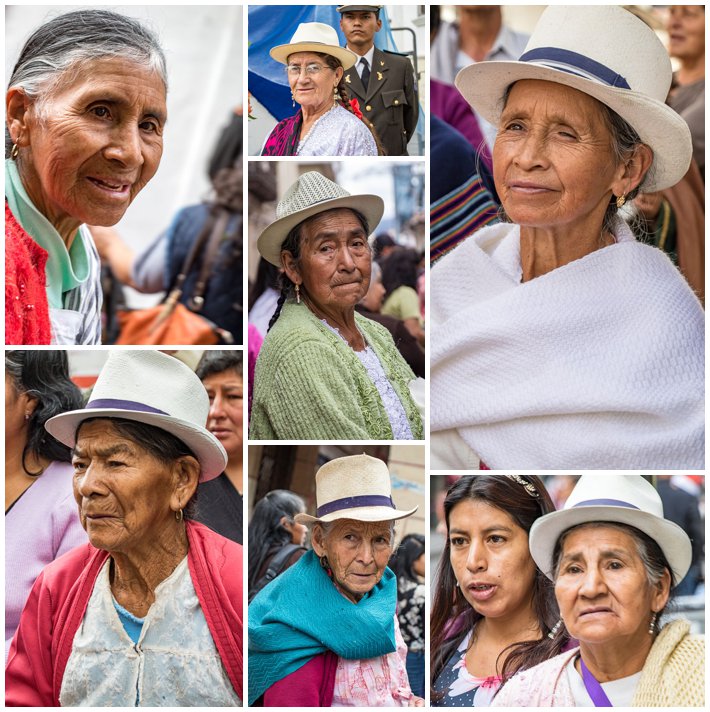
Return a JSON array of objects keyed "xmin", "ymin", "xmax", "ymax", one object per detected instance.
[{"xmin": 115, "ymin": 211, "xmax": 232, "ymax": 346}]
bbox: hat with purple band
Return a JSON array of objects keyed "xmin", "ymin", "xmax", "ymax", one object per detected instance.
[
  {"xmin": 455, "ymin": 5, "xmax": 692, "ymax": 192},
  {"xmin": 45, "ymin": 351, "xmax": 227, "ymax": 482},
  {"xmin": 529, "ymin": 475, "xmax": 692, "ymax": 585},
  {"xmin": 295, "ymin": 453, "xmax": 417, "ymax": 524}
]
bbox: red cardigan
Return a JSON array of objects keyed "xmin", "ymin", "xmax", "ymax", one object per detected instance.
[
  {"xmin": 5, "ymin": 202, "xmax": 51, "ymax": 344},
  {"xmin": 5, "ymin": 520, "xmax": 243, "ymax": 706},
  {"xmin": 263, "ymin": 651, "xmax": 338, "ymax": 707}
]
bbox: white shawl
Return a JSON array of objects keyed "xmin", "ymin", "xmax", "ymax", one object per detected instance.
[{"xmin": 431, "ymin": 219, "xmax": 704, "ymax": 469}]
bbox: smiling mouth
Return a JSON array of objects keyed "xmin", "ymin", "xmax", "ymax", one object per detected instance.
[{"xmin": 87, "ymin": 177, "xmax": 131, "ymax": 194}]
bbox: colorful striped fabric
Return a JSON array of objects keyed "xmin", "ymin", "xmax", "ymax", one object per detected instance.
[{"xmin": 431, "ymin": 176, "xmax": 499, "ymax": 264}]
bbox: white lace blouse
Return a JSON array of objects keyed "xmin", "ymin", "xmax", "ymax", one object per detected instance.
[{"xmin": 297, "ymin": 103, "xmax": 377, "ymax": 156}]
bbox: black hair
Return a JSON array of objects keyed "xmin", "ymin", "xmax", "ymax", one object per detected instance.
[
  {"xmin": 196, "ymin": 350, "xmax": 243, "ymax": 380},
  {"xmin": 430, "ymin": 476, "xmax": 568, "ymax": 696},
  {"xmin": 75, "ymin": 417, "xmax": 200, "ymax": 518},
  {"xmin": 389, "ymin": 532, "xmax": 425, "ymax": 583},
  {"xmin": 247, "ymin": 489, "xmax": 306, "ymax": 592},
  {"xmin": 5, "ymin": 350, "xmax": 83, "ymax": 474},
  {"xmin": 380, "ymin": 246, "xmax": 420, "ymax": 295}
]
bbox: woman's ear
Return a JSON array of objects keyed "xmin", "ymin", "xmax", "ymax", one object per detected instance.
[
  {"xmin": 281, "ymin": 250, "xmax": 301, "ymax": 286},
  {"xmin": 171, "ymin": 456, "xmax": 200, "ymax": 511},
  {"xmin": 614, "ymin": 143, "xmax": 654, "ymax": 196},
  {"xmin": 334, "ymin": 66, "xmax": 344, "ymax": 85},
  {"xmin": 6, "ymin": 87, "xmax": 32, "ymax": 148},
  {"xmin": 310, "ymin": 523, "xmax": 326, "ymax": 557},
  {"xmin": 651, "ymin": 568, "xmax": 672, "ymax": 612}
]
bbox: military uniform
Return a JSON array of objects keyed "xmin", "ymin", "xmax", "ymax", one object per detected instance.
[{"xmin": 342, "ymin": 47, "xmax": 419, "ymax": 156}]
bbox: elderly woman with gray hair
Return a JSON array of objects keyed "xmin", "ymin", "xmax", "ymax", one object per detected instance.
[
  {"xmin": 249, "ymin": 454, "xmax": 424, "ymax": 707},
  {"xmin": 431, "ymin": 6, "xmax": 704, "ymax": 469},
  {"xmin": 492, "ymin": 475, "xmax": 704, "ymax": 706},
  {"xmin": 5, "ymin": 9, "xmax": 167, "ymax": 344}
]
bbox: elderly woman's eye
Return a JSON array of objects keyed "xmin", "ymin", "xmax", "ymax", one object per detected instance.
[
  {"xmin": 139, "ymin": 119, "xmax": 159, "ymax": 133},
  {"xmin": 107, "ymin": 460, "xmax": 127, "ymax": 468},
  {"xmin": 91, "ymin": 106, "xmax": 111, "ymax": 119},
  {"xmin": 72, "ymin": 459, "xmax": 87, "ymax": 472}
]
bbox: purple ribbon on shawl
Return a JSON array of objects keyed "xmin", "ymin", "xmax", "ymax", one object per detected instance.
[
  {"xmin": 580, "ymin": 657, "xmax": 613, "ymax": 707},
  {"xmin": 317, "ymin": 494, "xmax": 395, "ymax": 517},
  {"xmin": 261, "ymin": 111, "xmax": 302, "ymax": 156},
  {"xmin": 85, "ymin": 398, "xmax": 168, "ymax": 415}
]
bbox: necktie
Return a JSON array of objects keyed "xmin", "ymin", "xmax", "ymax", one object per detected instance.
[{"xmin": 360, "ymin": 57, "xmax": 370, "ymax": 90}]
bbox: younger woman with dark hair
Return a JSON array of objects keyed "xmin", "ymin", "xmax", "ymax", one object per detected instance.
[
  {"xmin": 431, "ymin": 475, "xmax": 568, "ymax": 706},
  {"xmin": 248, "ymin": 489, "xmax": 308, "ymax": 602},
  {"xmin": 389, "ymin": 533, "xmax": 426, "ymax": 698},
  {"xmin": 381, "ymin": 247, "xmax": 425, "ymax": 346},
  {"xmin": 5, "ymin": 350, "xmax": 86, "ymax": 657}
]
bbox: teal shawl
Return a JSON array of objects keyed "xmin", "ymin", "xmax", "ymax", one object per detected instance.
[{"xmin": 248, "ymin": 549, "xmax": 397, "ymax": 705}]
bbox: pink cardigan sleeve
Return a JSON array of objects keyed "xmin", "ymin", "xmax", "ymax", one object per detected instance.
[{"xmin": 264, "ymin": 651, "xmax": 339, "ymax": 707}]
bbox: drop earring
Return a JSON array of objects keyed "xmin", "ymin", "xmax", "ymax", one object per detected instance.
[
  {"xmin": 548, "ymin": 619, "xmax": 563, "ymax": 639},
  {"xmin": 648, "ymin": 611, "xmax": 658, "ymax": 634},
  {"xmin": 295, "ymin": 284, "xmax": 301, "ymax": 304},
  {"xmin": 616, "ymin": 193, "xmax": 626, "ymax": 208},
  {"xmin": 291, "ymin": 91, "xmax": 296, "ymax": 109}
]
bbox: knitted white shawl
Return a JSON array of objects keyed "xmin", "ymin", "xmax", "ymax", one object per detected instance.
[{"xmin": 431, "ymin": 219, "xmax": 704, "ymax": 469}]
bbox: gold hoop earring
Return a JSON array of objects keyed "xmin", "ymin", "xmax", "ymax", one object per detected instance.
[
  {"xmin": 175, "ymin": 508, "xmax": 184, "ymax": 522},
  {"xmin": 616, "ymin": 193, "xmax": 626, "ymax": 208}
]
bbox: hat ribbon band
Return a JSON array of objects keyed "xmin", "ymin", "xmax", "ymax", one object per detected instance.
[
  {"xmin": 85, "ymin": 398, "xmax": 169, "ymax": 416},
  {"xmin": 573, "ymin": 498, "xmax": 640, "ymax": 509},
  {"xmin": 317, "ymin": 494, "xmax": 394, "ymax": 517},
  {"xmin": 520, "ymin": 47, "xmax": 631, "ymax": 90}
]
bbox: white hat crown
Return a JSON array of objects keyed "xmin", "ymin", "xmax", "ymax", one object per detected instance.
[
  {"xmin": 520, "ymin": 6, "xmax": 671, "ymax": 102},
  {"xmin": 276, "ymin": 171, "xmax": 351, "ymax": 221},
  {"xmin": 563, "ymin": 474, "xmax": 664, "ymax": 517},
  {"xmin": 287, "ymin": 22, "xmax": 341, "ymax": 49}
]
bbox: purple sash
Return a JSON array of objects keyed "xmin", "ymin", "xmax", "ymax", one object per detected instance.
[
  {"xmin": 580, "ymin": 657, "xmax": 613, "ymax": 707},
  {"xmin": 261, "ymin": 111, "xmax": 302, "ymax": 156}
]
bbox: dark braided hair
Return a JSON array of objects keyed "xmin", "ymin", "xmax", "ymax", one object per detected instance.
[{"xmin": 267, "ymin": 207, "xmax": 371, "ymax": 332}]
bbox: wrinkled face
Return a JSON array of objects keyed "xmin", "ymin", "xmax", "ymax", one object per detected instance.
[
  {"xmin": 493, "ymin": 80, "xmax": 626, "ymax": 235},
  {"xmin": 286, "ymin": 51, "xmax": 342, "ymax": 111},
  {"xmin": 71, "ymin": 420, "xmax": 189, "ymax": 554},
  {"xmin": 283, "ymin": 208, "xmax": 372, "ymax": 314},
  {"xmin": 202, "ymin": 369, "xmax": 243, "ymax": 459},
  {"xmin": 555, "ymin": 525, "xmax": 670, "ymax": 648},
  {"xmin": 340, "ymin": 11, "xmax": 382, "ymax": 48},
  {"xmin": 448, "ymin": 499, "xmax": 537, "ymax": 620},
  {"xmin": 313, "ymin": 518, "xmax": 393, "ymax": 602},
  {"xmin": 16, "ymin": 57, "xmax": 166, "ymax": 236},
  {"xmin": 667, "ymin": 6, "xmax": 705, "ymax": 62}
]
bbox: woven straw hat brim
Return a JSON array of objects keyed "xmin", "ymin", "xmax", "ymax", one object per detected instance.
[
  {"xmin": 45, "ymin": 408, "xmax": 227, "ymax": 483},
  {"xmin": 455, "ymin": 61, "xmax": 692, "ymax": 192},
  {"xmin": 257, "ymin": 193, "xmax": 385, "ymax": 266},
  {"xmin": 295, "ymin": 503, "xmax": 418, "ymax": 525},
  {"xmin": 270, "ymin": 42, "xmax": 357, "ymax": 70},
  {"xmin": 529, "ymin": 505, "xmax": 692, "ymax": 586}
]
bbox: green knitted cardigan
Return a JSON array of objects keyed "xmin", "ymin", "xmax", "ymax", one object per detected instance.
[{"xmin": 250, "ymin": 302, "xmax": 424, "ymax": 440}]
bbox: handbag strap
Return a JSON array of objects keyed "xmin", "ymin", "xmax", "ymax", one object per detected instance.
[{"xmin": 187, "ymin": 209, "xmax": 236, "ymax": 311}]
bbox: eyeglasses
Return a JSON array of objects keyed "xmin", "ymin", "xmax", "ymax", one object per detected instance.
[{"xmin": 286, "ymin": 63, "xmax": 330, "ymax": 77}]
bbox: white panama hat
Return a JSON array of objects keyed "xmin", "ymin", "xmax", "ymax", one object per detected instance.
[
  {"xmin": 455, "ymin": 5, "xmax": 692, "ymax": 192},
  {"xmin": 529, "ymin": 475, "xmax": 692, "ymax": 586},
  {"xmin": 45, "ymin": 351, "xmax": 227, "ymax": 482},
  {"xmin": 270, "ymin": 22, "xmax": 358, "ymax": 70},
  {"xmin": 257, "ymin": 171, "xmax": 384, "ymax": 267},
  {"xmin": 295, "ymin": 453, "xmax": 417, "ymax": 524}
]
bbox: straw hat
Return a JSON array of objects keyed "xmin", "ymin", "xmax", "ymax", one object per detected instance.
[
  {"xmin": 529, "ymin": 475, "xmax": 692, "ymax": 585},
  {"xmin": 45, "ymin": 351, "xmax": 227, "ymax": 482},
  {"xmin": 257, "ymin": 171, "xmax": 384, "ymax": 266},
  {"xmin": 295, "ymin": 453, "xmax": 417, "ymax": 524},
  {"xmin": 455, "ymin": 5, "xmax": 692, "ymax": 192},
  {"xmin": 270, "ymin": 22, "xmax": 357, "ymax": 70}
]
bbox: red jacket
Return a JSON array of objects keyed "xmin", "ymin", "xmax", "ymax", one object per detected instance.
[
  {"xmin": 5, "ymin": 202, "xmax": 51, "ymax": 345},
  {"xmin": 5, "ymin": 520, "xmax": 243, "ymax": 706}
]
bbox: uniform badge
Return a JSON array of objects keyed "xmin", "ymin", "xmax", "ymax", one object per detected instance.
[
  {"xmin": 377, "ymin": 72, "xmax": 383, "ymax": 81},
  {"xmin": 345, "ymin": 74, "xmax": 351, "ymax": 84}
]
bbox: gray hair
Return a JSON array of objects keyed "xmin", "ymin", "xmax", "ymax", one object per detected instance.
[
  {"xmin": 553, "ymin": 521, "xmax": 675, "ymax": 590},
  {"xmin": 6, "ymin": 9, "xmax": 167, "ymax": 157}
]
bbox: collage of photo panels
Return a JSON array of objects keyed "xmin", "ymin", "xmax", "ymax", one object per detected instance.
[{"xmin": 4, "ymin": 2, "xmax": 705, "ymax": 709}]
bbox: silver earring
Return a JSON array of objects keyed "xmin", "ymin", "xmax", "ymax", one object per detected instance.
[
  {"xmin": 455, "ymin": 580, "xmax": 460, "ymax": 588},
  {"xmin": 648, "ymin": 611, "xmax": 658, "ymax": 635},
  {"xmin": 24, "ymin": 412, "xmax": 31, "ymax": 421},
  {"xmin": 291, "ymin": 91, "xmax": 296, "ymax": 109},
  {"xmin": 295, "ymin": 283, "xmax": 301, "ymax": 304},
  {"xmin": 548, "ymin": 619, "xmax": 563, "ymax": 639}
]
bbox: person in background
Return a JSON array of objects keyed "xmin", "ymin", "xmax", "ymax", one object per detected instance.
[
  {"xmin": 656, "ymin": 475, "xmax": 704, "ymax": 596},
  {"xmin": 356, "ymin": 260, "xmax": 424, "ymax": 378},
  {"xmin": 194, "ymin": 350, "xmax": 244, "ymax": 544},
  {"xmin": 339, "ymin": 4, "xmax": 419, "ymax": 156},
  {"xmin": 5, "ymin": 351, "xmax": 86, "ymax": 658},
  {"xmin": 249, "ymin": 258, "xmax": 282, "ymax": 338},
  {"xmin": 381, "ymin": 247, "xmax": 425, "ymax": 346},
  {"xmin": 247, "ymin": 489, "xmax": 308, "ymax": 602},
  {"xmin": 389, "ymin": 533, "xmax": 426, "ymax": 698},
  {"xmin": 373, "ymin": 233, "xmax": 397, "ymax": 263}
]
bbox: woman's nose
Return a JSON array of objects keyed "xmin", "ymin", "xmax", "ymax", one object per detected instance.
[
  {"xmin": 76, "ymin": 462, "xmax": 107, "ymax": 497},
  {"xmin": 357, "ymin": 541, "xmax": 375, "ymax": 563},
  {"xmin": 513, "ymin": 132, "xmax": 548, "ymax": 171},
  {"xmin": 338, "ymin": 247, "xmax": 357, "ymax": 270},
  {"xmin": 579, "ymin": 566, "xmax": 607, "ymax": 597},
  {"xmin": 465, "ymin": 541, "xmax": 486, "ymax": 572},
  {"xmin": 209, "ymin": 394, "xmax": 225, "ymax": 420},
  {"xmin": 103, "ymin": 124, "xmax": 143, "ymax": 167}
]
